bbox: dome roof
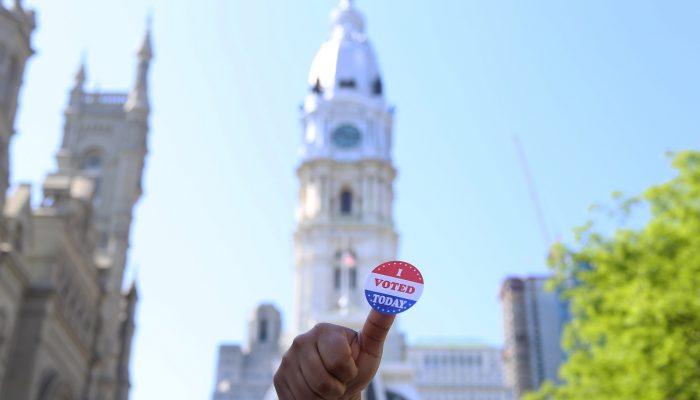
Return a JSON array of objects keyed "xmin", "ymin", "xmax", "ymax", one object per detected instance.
[{"xmin": 307, "ymin": 0, "xmax": 383, "ymax": 99}]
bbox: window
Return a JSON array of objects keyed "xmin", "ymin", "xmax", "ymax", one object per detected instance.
[
  {"xmin": 334, "ymin": 250, "xmax": 357, "ymax": 290},
  {"xmin": 82, "ymin": 150, "xmax": 103, "ymax": 204},
  {"xmin": 98, "ymin": 232, "xmax": 109, "ymax": 250},
  {"xmin": 334, "ymin": 267, "xmax": 341, "ymax": 289},
  {"xmin": 349, "ymin": 267, "xmax": 357, "ymax": 289},
  {"xmin": 2, "ymin": 55, "xmax": 18, "ymax": 102},
  {"xmin": 83, "ymin": 153, "xmax": 102, "ymax": 171},
  {"xmin": 340, "ymin": 190, "xmax": 352, "ymax": 215},
  {"xmin": 311, "ymin": 78, "xmax": 323, "ymax": 94},
  {"xmin": 338, "ymin": 79, "xmax": 356, "ymax": 89},
  {"xmin": 373, "ymin": 77, "xmax": 383, "ymax": 95},
  {"xmin": 259, "ymin": 319, "xmax": 268, "ymax": 342}
]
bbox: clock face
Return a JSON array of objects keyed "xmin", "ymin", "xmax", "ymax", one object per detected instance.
[{"xmin": 332, "ymin": 125, "xmax": 362, "ymax": 149}]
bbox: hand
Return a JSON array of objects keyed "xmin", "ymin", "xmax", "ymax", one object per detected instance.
[{"xmin": 273, "ymin": 310, "xmax": 395, "ymax": 400}]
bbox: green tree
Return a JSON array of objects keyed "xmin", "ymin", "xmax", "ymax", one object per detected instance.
[{"xmin": 527, "ymin": 151, "xmax": 700, "ymax": 400}]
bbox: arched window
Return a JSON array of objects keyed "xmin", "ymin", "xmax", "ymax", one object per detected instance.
[
  {"xmin": 340, "ymin": 189, "xmax": 353, "ymax": 215},
  {"xmin": 82, "ymin": 150, "xmax": 103, "ymax": 204},
  {"xmin": 82, "ymin": 151, "xmax": 102, "ymax": 172}
]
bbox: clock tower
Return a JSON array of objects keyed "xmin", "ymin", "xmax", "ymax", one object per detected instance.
[
  {"xmin": 294, "ymin": 0, "xmax": 399, "ymax": 339},
  {"xmin": 212, "ymin": 2, "xmax": 420, "ymax": 399}
]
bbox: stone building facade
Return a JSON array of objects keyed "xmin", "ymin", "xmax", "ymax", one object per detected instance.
[
  {"xmin": 0, "ymin": 0, "xmax": 34, "ymax": 226},
  {"xmin": 0, "ymin": 2, "xmax": 152, "ymax": 399},
  {"xmin": 408, "ymin": 340, "xmax": 512, "ymax": 400}
]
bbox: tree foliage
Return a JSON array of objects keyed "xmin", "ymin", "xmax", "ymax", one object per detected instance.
[{"xmin": 527, "ymin": 151, "xmax": 700, "ymax": 400}]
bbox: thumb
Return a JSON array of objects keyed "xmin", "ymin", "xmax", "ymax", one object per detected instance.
[{"xmin": 356, "ymin": 309, "xmax": 396, "ymax": 359}]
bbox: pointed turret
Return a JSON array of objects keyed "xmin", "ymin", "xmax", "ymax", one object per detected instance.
[
  {"xmin": 74, "ymin": 61, "xmax": 86, "ymax": 89},
  {"xmin": 125, "ymin": 25, "xmax": 153, "ymax": 114},
  {"xmin": 68, "ymin": 60, "xmax": 86, "ymax": 108},
  {"xmin": 10, "ymin": 0, "xmax": 36, "ymax": 33},
  {"xmin": 10, "ymin": 0, "xmax": 23, "ymax": 12}
]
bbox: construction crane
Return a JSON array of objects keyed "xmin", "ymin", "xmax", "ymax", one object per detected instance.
[{"xmin": 512, "ymin": 135, "xmax": 556, "ymax": 250}]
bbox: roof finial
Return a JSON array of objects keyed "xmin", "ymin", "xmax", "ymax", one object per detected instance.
[
  {"xmin": 332, "ymin": 0, "xmax": 364, "ymax": 34},
  {"xmin": 69, "ymin": 55, "xmax": 87, "ymax": 108},
  {"xmin": 74, "ymin": 58, "xmax": 87, "ymax": 89},
  {"xmin": 146, "ymin": 8, "xmax": 154, "ymax": 30},
  {"xmin": 138, "ymin": 19, "xmax": 153, "ymax": 62},
  {"xmin": 125, "ymin": 19, "xmax": 153, "ymax": 113}
]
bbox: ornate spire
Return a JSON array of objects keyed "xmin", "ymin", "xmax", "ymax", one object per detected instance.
[
  {"xmin": 74, "ymin": 60, "xmax": 86, "ymax": 90},
  {"xmin": 68, "ymin": 58, "xmax": 86, "ymax": 109},
  {"xmin": 125, "ymin": 22, "xmax": 153, "ymax": 113},
  {"xmin": 137, "ymin": 22, "xmax": 153, "ymax": 63},
  {"xmin": 9, "ymin": 0, "xmax": 35, "ymax": 32}
]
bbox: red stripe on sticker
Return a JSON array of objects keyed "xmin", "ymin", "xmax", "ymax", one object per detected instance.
[{"xmin": 371, "ymin": 261, "xmax": 424, "ymax": 284}]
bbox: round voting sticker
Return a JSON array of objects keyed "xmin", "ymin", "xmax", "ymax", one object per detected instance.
[{"xmin": 364, "ymin": 261, "xmax": 424, "ymax": 315}]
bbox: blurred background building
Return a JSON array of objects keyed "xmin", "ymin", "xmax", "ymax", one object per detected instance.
[
  {"xmin": 0, "ymin": 1, "xmax": 151, "ymax": 399},
  {"xmin": 408, "ymin": 339, "xmax": 512, "ymax": 400},
  {"xmin": 500, "ymin": 276, "xmax": 570, "ymax": 399},
  {"xmin": 213, "ymin": 305, "xmax": 282, "ymax": 400}
]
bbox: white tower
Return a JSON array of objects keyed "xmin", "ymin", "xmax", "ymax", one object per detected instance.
[
  {"xmin": 293, "ymin": 3, "xmax": 421, "ymax": 399},
  {"xmin": 294, "ymin": 0, "xmax": 398, "ymax": 335}
]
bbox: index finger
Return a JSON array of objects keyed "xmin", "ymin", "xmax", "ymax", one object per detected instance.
[{"xmin": 358, "ymin": 309, "xmax": 396, "ymax": 359}]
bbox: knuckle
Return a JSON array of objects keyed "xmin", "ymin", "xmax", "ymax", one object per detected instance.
[
  {"xmin": 327, "ymin": 356, "xmax": 348, "ymax": 374},
  {"xmin": 291, "ymin": 334, "xmax": 307, "ymax": 350},
  {"xmin": 312, "ymin": 322, "xmax": 330, "ymax": 334},
  {"xmin": 313, "ymin": 377, "xmax": 340, "ymax": 397},
  {"xmin": 279, "ymin": 353, "xmax": 293, "ymax": 369},
  {"xmin": 329, "ymin": 356, "xmax": 358, "ymax": 382},
  {"xmin": 273, "ymin": 370, "xmax": 287, "ymax": 396},
  {"xmin": 273, "ymin": 370, "xmax": 282, "ymax": 387}
]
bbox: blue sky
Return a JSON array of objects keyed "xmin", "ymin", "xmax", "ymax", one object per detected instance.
[{"xmin": 11, "ymin": 0, "xmax": 700, "ymax": 399}]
